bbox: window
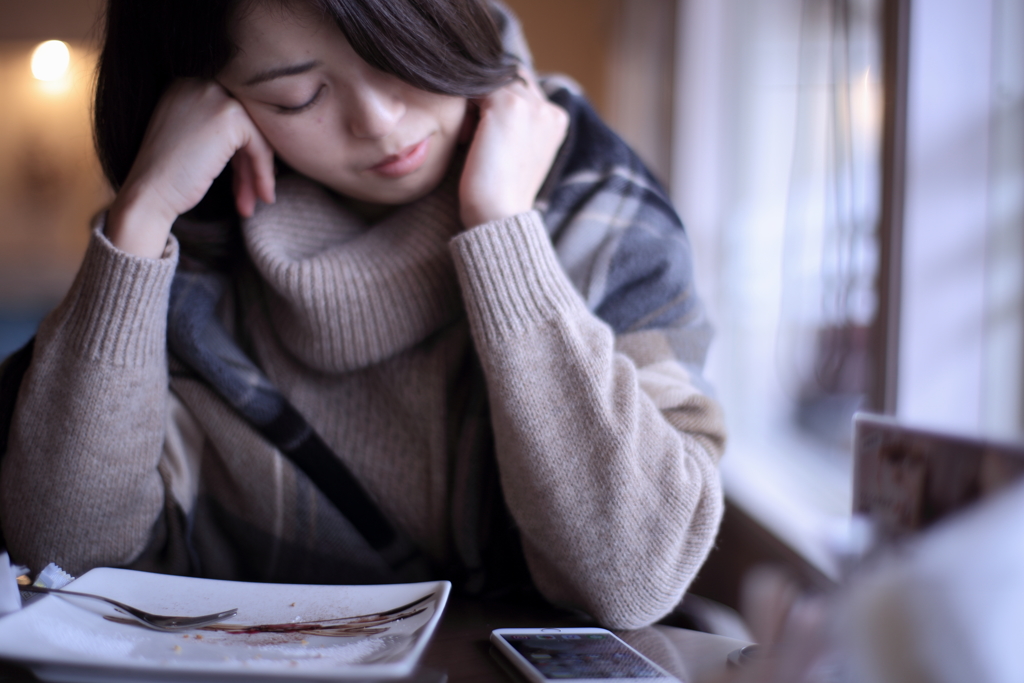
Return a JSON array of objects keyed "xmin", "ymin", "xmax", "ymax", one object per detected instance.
[{"xmin": 673, "ymin": 0, "xmax": 1024, "ymax": 576}]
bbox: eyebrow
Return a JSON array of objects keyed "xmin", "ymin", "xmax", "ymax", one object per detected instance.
[{"xmin": 243, "ymin": 60, "xmax": 321, "ymax": 87}]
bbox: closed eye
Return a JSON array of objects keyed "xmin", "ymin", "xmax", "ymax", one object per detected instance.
[{"xmin": 276, "ymin": 85, "xmax": 325, "ymax": 114}]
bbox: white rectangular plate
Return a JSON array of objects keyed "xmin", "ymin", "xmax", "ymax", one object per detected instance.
[{"xmin": 0, "ymin": 568, "xmax": 450, "ymax": 682}]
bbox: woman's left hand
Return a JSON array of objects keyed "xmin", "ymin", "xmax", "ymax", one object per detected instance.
[{"xmin": 459, "ymin": 70, "xmax": 569, "ymax": 230}]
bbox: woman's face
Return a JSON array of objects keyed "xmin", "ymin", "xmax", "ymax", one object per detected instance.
[{"xmin": 218, "ymin": 1, "xmax": 470, "ymax": 210}]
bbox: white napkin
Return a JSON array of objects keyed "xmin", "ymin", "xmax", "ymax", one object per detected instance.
[
  {"xmin": 0, "ymin": 552, "xmax": 24, "ymax": 617},
  {"xmin": 34, "ymin": 562, "xmax": 73, "ymax": 590}
]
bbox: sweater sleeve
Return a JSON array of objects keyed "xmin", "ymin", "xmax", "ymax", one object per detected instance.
[
  {"xmin": 450, "ymin": 211, "xmax": 724, "ymax": 630},
  {"xmin": 0, "ymin": 222, "xmax": 179, "ymax": 575}
]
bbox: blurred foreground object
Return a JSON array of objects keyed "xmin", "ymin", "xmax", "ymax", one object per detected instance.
[
  {"xmin": 842, "ymin": 477, "xmax": 1024, "ymax": 683},
  {"xmin": 724, "ymin": 478, "xmax": 1024, "ymax": 683}
]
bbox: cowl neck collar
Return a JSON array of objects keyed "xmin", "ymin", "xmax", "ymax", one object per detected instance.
[{"xmin": 242, "ymin": 172, "xmax": 463, "ymax": 373}]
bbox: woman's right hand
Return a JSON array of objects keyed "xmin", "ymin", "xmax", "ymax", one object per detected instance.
[{"xmin": 105, "ymin": 79, "xmax": 276, "ymax": 259}]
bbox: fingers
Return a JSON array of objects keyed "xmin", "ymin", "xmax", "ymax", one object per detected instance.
[
  {"xmin": 472, "ymin": 67, "xmax": 541, "ymax": 115},
  {"xmin": 514, "ymin": 66, "xmax": 545, "ymax": 97},
  {"xmin": 109, "ymin": 78, "xmax": 279, "ymax": 255},
  {"xmin": 458, "ymin": 70, "xmax": 569, "ymax": 229},
  {"xmin": 231, "ymin": 153, "xmax": 257, "ymax": 218},
  {"xmin": 231, "ymin": 115, "xmax": 277, "ymax": 218},
  {"xmin": 244, "ymin": 120, "xmax": 277, "ymax": 207}
]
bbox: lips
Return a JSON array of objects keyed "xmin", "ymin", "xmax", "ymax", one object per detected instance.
[{"xmin": 369, "ymin": 137, "xmax": 431, "ymax": 178}]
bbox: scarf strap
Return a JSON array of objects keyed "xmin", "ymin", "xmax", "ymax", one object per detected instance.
[{"xmin": 166, "ymin": 270, "xmax": 431, "ymax": 581}]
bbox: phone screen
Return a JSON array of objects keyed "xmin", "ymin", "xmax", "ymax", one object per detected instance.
[{"xmin": 499, "ymin": 633, "xmax": 664, "ymax": 679}]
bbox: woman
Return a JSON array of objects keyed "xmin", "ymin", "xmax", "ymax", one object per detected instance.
[{"xmin": 0, "ymin": 0, "xmax": 724, "ymax": 629}]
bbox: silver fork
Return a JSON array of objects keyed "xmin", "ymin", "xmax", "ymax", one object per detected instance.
[{"xmin": 20, "ymin": 584, "xmax": 238, "ymax": 631}]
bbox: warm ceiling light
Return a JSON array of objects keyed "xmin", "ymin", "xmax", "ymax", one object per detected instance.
[{"xmin": 31, "ymin": 40, "xmax": 71, "ymax": 81}]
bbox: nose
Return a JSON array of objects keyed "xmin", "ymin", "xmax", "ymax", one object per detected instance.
[{"xmin": 346, "ymin": 79, "xmax": 405, "ymax": 139}]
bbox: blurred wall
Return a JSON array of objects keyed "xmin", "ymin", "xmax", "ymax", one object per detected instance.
[
  {"xmin": 504, "ymin": 0, "xmax": 616, "ymax": 116},
  {"xmin": 0, "ymin": 42, "xmax": 108, "ymax": 309},
  {"xmin": 0, "ymin": 0, "xmax": 109, "ymax": 356},
  {"xmin": 506, "ymin": 0, "xmax": 676, "ymax": 183},
  {"xmin": 0, "ymin": 0, "xmax": 105, "ymax": 43}
]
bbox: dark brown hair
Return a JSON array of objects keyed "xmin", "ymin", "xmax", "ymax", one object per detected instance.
[{"xmin": 94, "ymin": 0, "xmax": 517, "ymax": 268}]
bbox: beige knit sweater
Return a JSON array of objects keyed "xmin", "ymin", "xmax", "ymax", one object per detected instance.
[{"xmin": 0, "ymin": 173, "xmax": 724, "ymax": 630}]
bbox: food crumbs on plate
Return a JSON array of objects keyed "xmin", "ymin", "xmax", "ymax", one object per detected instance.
[
  {"xmin": 173, "ymin": 645, "xmax": 183, "ymax": 653},
  {"xmin": 182, "ymin": 635, "xmax": 189, "ymax": 639},
  {"xmin": 195, "ymin": 634, "xmax": 203, "ymax": 640},
  {"xmin": 289, "ymin": 602, "xmax": 296, "ymax": 607},
  {"xmin": 301, "ymin": 639, "xmax": 309, "ymax": 646}
]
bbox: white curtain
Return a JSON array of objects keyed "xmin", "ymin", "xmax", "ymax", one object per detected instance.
[{"xmin": 671, "ymin": 0, "xmax": 883, "ymax": 575}]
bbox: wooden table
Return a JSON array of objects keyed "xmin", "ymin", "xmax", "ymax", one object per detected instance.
[{"xmin": 0, "ymin": 596, "xmax": 749, "ymax": 682}]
